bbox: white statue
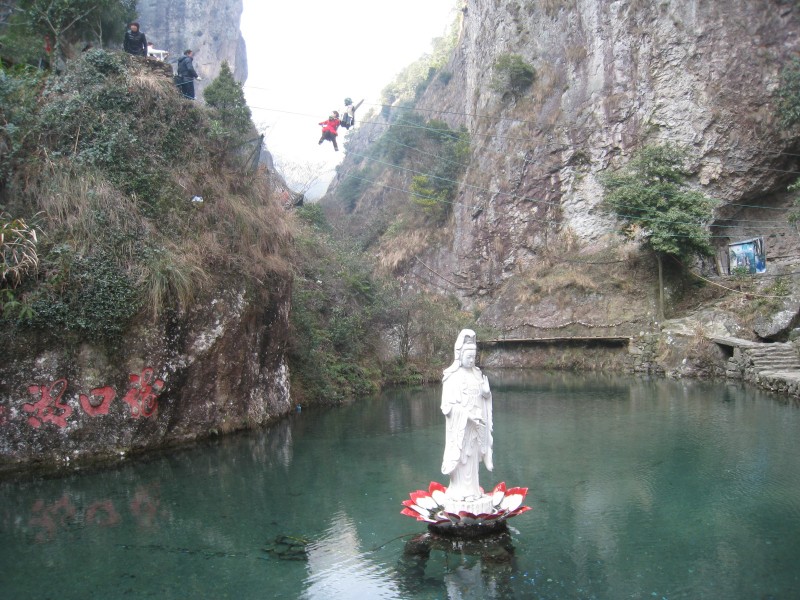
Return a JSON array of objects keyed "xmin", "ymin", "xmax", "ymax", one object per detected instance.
[{"xmin": 441, "ymin": 329, "xmax": 493, "ymax": 505}]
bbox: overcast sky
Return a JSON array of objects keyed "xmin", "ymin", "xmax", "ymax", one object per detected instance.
[{"xmin": 240, "ymin": 0, "xmax": 457, "ymax": 196}]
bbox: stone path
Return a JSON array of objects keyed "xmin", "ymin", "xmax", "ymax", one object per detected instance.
[{"xmin": 710, "ymin": 336, "xmax": 800, "ymax": 399}]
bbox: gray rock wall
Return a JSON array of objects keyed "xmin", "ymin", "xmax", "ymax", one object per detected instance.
[{"xmin": 134, "ymin": 0, "xmax": 247, "ymax": 95}]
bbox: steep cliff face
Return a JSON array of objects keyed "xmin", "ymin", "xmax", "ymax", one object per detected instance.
[
  {"xmin": 134, "ymin": 0, "xmax": 247, "ymax": 93},
  {"xmin": 328, "ymin": 0, "xmax": 800, "ymax": 336}
]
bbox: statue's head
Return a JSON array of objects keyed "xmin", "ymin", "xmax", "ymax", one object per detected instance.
[{"xmin": 454, "ymin": 329, "xmax": 477, "ymax": 368}]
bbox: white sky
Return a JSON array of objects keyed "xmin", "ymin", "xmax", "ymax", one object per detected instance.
[{"xmin": 241, "ymin": 0, "xmax": 458, "ymax": 197}]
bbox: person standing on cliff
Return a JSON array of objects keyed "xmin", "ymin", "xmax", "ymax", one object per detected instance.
[
  {"xmin": 176, "ymin": 50, "xmax": 201, "ymax": 99},
  {"xmin": 318, "ymin": 111, "xmax": 341, "ymax": 151},
  {"xmin": 123, "ymin": 22, "xmax": 147, "ymax": 57}
]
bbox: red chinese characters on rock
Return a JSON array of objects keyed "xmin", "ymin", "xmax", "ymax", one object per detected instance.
[
  {"xmin": 79, "ymin": 386, "xmax": 116, "ymax": 417},
  {"xmin": 123, "ymin": 368, "xmax": 164, "ymax": 419},
  {"xmin": 23, "ymin": 379, "xmax": 72, "ymax": 429}
]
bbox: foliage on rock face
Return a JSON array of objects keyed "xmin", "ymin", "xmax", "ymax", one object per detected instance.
[
  {"xmin": 602, "ymin": 144, "xmax": 716, "ymax": 319},
  {"xmin": 336, "ymin": 114, "xmax": 469, "ymax": 231},
  {"xmin": 0, "ymin": 50, "xmax": 291, "ymax": 341},
  {"xmin": 490, "ymin": 53, "xmax": 536, "ymax": 98},
  {"xmin": 2, "ymin": 0, "xmax": 136, "ymax": 63},
  {"xmin": 289, "ymin": 205, "xmax": 475, "ymax": 400},
  {"xmin": 601, "ymin": 144, "xmax": 715, "ymax": 260},
  {"xmin": 380, "ymin": 20, "xmax": 459, "ymax": 106},
  {"xmin": 289, "ymin": 204, "xmax": 387, "ymax": 402},
  {"xmin": 778, "ymin": 58, "xmax": 800, "ymax": 128}
]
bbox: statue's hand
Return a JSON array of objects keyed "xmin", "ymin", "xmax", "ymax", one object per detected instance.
[{"xmin": 481, "ymin": 375, "xmax": 491, "ymax": 397}]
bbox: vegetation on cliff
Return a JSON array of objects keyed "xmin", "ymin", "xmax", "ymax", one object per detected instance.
[
  {"xmin": 288, "ymin": 203, "xmax": 483, "ymax": 402},
  {"xmin": 0, "ymin": 50, "xmax": 290, "ymax": 343},
  {"xmin": 601, "ymin": 144, "xmax": 716, "ymax": 319},
  {"xmin": 0, "ymin": 0, "xmax": 136, "ymax": 64}
]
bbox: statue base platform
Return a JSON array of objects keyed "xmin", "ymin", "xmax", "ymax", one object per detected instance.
[
  {"xmin": 443, "ymin": 495, "xmax": 493, "ymax": 515},
  {"xmin": 428, "ymin": 517, "xmax": 508, "ymax": 538},
  {"xmin": 401, "ymin": 481, "xmax": 531, "ymax": 539}
]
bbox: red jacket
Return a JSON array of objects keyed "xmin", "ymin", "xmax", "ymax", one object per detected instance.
[{"xmin": 319, "ymin": 118, "xmax": 340, "ymax": 135}]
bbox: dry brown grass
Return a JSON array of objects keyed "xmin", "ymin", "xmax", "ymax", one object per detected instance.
[
  {"xmin": 33, "ymin": 168, "xmax": 148, "ymax": 260},
  {"xmin": 532, "ymin": 62, "xmax": 563, "ymax": 104},
  {"xmin": 379, "ymin": 229, "xmax": 432, "ymax": 272},
  {"xmin": 127, "ymin": 67, "xmax": 175, "ymax": 100},
  {"xmin": 565, "ymin": 45, "xmax": 588, "ymax": 64},
  {"xmin": 28, "ymin": 156, "xmax": 292, "ymax": 318}
]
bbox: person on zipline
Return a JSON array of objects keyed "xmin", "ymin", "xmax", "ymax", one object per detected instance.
[
  {"xmin": 339, "ymin": 98, "xmax": 363, "ymax": 130},
  {"xmin": 318, "ymin": 111, "xmax": 341, "ymax": 151}
]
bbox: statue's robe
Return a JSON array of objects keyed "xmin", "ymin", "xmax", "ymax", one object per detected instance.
[{"xmin": 440, "ymin": 365, "xmax": 493, "ymax": 500}]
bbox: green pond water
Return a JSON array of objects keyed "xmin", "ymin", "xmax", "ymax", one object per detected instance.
[{"xmin": 2, "ymin": 372, "xmax": 800, "ymax": 599}]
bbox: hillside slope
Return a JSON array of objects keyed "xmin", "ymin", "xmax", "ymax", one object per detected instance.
[{"xmin": 0, "ymin": 52, "xmax": 292, "ymax": 469}]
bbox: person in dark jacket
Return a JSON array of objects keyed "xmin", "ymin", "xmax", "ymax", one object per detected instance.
[
  {"xmin": 123, "ymin": 22, "xmax": 147, "ymax": 57},
  {"xmin": 176, "ymin": 50, "xmax": 201, "ymax": 99}
]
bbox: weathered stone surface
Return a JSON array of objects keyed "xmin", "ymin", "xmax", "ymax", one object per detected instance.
[
  {"xmin": 0, "ymin": 280, "xmax": 291, "ymax": 470},
  {"xmin": 753, "ymin": 303, "xmax": 800, "ymax": 340},
  {"xmin": 134, "ymin": 0, "xmax": 247, "ymax": 96}
]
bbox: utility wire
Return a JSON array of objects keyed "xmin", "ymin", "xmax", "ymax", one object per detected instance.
[
  {"xmin": 247, "ymin": 103, "xmax": 798, "ymax": 214},
  {"xmin": 338, "ymin": 171, "xmax": 792, "ymax": 240},
  {"xmin": 345, "ymin": 150, "xmax": 792, "ymax": 232}
]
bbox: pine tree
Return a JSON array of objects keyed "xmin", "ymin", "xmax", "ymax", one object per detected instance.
[
  {"xmin": 602, "ymin": 144, "xmax": 716, "ymax": 319},
  {"xmin": 203, "ymin": 61, "xmax": 252, "ymax": 136}
]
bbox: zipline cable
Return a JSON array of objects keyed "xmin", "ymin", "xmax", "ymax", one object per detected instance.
[
  {"xmin": 246, "ymin": 103, "xmax": 800, "ymax": 214},
  {"xmin": 344, "ymin": 150, "xmax": 792, "ymax": 232}
]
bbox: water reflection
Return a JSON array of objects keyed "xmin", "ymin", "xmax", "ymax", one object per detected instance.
[
  {"xmin": 398, "ymin": 531, "xmax": 516, "ymax": 599},
  {"xmin": 303, "ymin": 510, "xmax": 401, "ymax": 599}
]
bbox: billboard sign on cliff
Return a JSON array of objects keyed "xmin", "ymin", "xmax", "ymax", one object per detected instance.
[{"xmin": 727, "ymin": 237, "xmax": 766, "ymax": 275}]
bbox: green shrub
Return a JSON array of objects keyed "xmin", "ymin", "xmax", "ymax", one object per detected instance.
[
  {"xmin": 28, "ymin": 248, "xmax": 140, "ymax": 338},
  {"xmin": 491, "ymin": 53, "xmax": 536, "ymax": 98},
  {"xmin": 778, "ymin": 58, "xmax": 800, "ymax": 127},
  {"xmin": 0, "ymin": 66, "xmax": 45, "ymax": 184}
]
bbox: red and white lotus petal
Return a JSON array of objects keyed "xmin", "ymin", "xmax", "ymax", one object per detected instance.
[
  {"xmin": 401, "ymin": 507, "xmax": 423, "ymax": 520},
  {"xmin": 499, "ymin": 487, "xmax": 528, "ymax": 512},
  {"xmin": 401, "ymin": 482, "xmax": 531, "ymax": 527},
  {"xmin": 491, "ymin": 482, "xmax": 507, "ymax": 507},
  {"xmin": 402, "ymin": 499, "xmax": 435, "ymax": 521},
  {"xmin": 457, "ymin": 511, "xmax": 478, "ymax": 525},
  {"xmin": 499, "ymin": 494, "xmax": 524, "ymax": 513},
  {"xmin": 411, "ymin": 492, "xmax": 440, "ymax": 512},
  {"xmin": 507, "ymin": 505, "xmax": 532, "ymax": 517},
  {"xmin": 428, "ymin": 482, "xmax": 448, "ymax": 506}
]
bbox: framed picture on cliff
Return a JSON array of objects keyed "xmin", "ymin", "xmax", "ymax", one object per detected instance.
[{"xmin": 727, "ymin": 237, "xmax": 766, "ymax": 275}]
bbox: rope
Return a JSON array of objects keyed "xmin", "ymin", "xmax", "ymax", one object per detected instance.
[{"xmin": 412, "ymin": 255, "xmax": 467, "ymax": 289}]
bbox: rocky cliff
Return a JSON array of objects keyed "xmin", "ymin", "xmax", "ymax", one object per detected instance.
[
  {"xmin": 327, "ymin": 0, "xmax": 800, "ymax": 341},
  {"xmin": 134, "ymin": 0, "xmax": 247, "ymax": 93},
  {"xmin": 0, "ymin": 280, "xmax": 292, "ymax": 470}
]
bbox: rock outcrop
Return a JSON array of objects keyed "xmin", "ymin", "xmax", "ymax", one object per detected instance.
[
  {"xmin": 327, "ymin": 0, "xmax": 800, "ymax": 339},
  {"xmin": 134, "ymin": 0, "xmax": 247, "ymax": 94},
  {"xmin": 0, "ymin": 280, "xmax": 291, "ymax": 471}
]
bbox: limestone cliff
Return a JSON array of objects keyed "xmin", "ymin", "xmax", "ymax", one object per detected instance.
[
  {"xmin": 327, "ymin": 0, "xmax": 800, "ymax": 340},
  {"xmin": 134, "ymin": 0, "xmax": 247, "ymax": 94}
]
